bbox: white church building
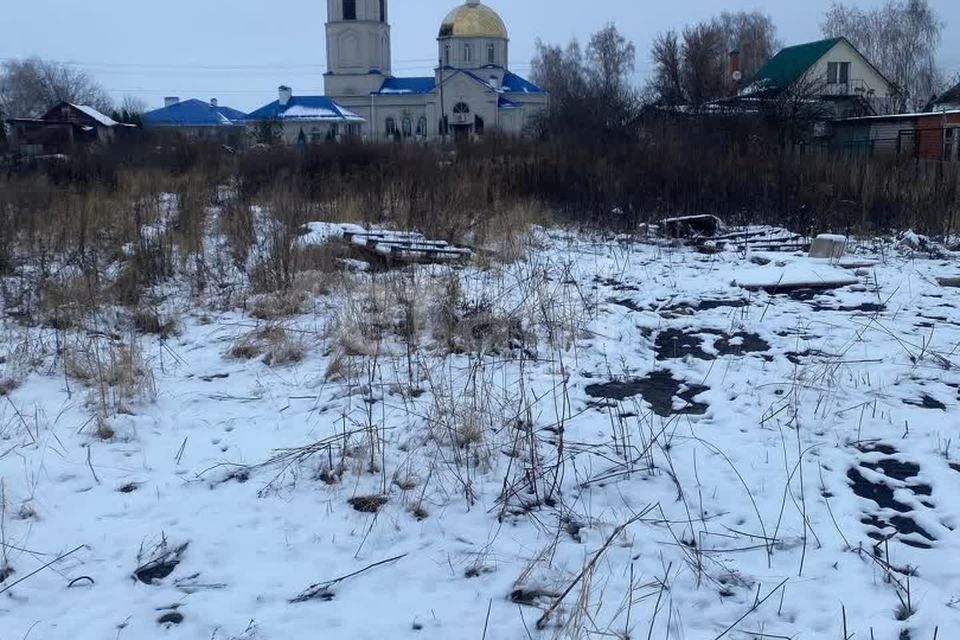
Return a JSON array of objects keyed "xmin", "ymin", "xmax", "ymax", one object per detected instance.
[{"xmin": 250, "ymin": 1, "xmax": 548, "ymax": 143}]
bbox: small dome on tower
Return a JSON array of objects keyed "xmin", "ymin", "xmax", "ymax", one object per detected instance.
[{"xmin": 439, "ymin": 2, "xmax": 508, "ymax": 39}]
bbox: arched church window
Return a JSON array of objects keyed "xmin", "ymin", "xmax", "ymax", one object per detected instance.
[
  {"xmin": 487, "ymin": 43, "xmax": 496, "ymax": 64},
  {"xmin": 343, "ymin": 0, "xmax": 356, "ymax": 20},
  {"xmin": 385, "ymin": 117, "xmax": 397, "ymax": 136},
  {"xmin": 475, "ymin": 115, "xmax": 485, "ymax": 135},
  {"xmin": 463, "ymin": 43, "xmax": 473, "ymax": 63},
  {"xmin": 453, "ymin": 102, "xmax": 470, "ymax": 115},
  {"xmin": 402, "ymin": 117, "xmax": 412, "ymax": 138},
  {"xmin": 443, "ymin": 45, "xmax": 451, "ymax": 66},
  {"xmin": 416, "ymin": 117, "xmax": 427, "ymax": 137}
]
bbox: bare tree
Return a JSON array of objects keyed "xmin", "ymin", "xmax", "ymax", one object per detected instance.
[
  {"xmin": 764, "ymin": 71, "xmax": 831, "ymax": 148},
  {"xmin": 649, "ymin": 11, "xmax": 778, "ymax": 106},
  {"xmin": 585, "ymin": 24, "xmax": 640, "ymax": 130},
  {"xmin": 822, "ymin": 0, "xmax": 944, "ymax": 111},
  {"xmin": 0, "ymin": 57, "xmax": 113, "ymax": 118},
  {"xmin": 714, "ymin": 11, "xmax": 780, "ymax": 83},
  {"xmin": 530, "ymin": 24, "xmax": 639, "ymax": 142},
  {"xmin": 682, "ymin": 23, "xmax": 725, "ymax": 110},
  {"xmin": 650, "ymin": 31, "xmax": 685, "ymax": 106},
  {"xmin": 112, "ymin": 94, "xmax": 148, "ymax": 125}
]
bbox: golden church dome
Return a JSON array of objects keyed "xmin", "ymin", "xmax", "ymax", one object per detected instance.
[{"xmin": 438, "ymin": 2, "xmax": 508, "ymax": 39}]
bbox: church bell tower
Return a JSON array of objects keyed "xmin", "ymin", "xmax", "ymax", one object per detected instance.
[{"xmin": 325, "ymin": 0, "xmax": 392, "ymax": 97}]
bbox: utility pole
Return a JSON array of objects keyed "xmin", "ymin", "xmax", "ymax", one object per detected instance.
[{"xmin": 439, "ymin": 56, "xmax": 447, "ymax": 144}]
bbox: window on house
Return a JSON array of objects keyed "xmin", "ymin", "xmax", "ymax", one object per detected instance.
[
  {"xmin": 385, "ymin": 117, "xmax": 397, "ymax": 135},
  {"xmin": 475, "ymin": 115, "xmax": 484, "ymax": 135},
  {"xmin": 464, "ymin": 43, "xmax": 472, "ymax": 64},
  {"xmin": 343, "ymin": 0, "xmax": 356, "ymax": 20},
  {"xmin": 402, "ymin": 117, "xmax": 412, "ymax": 138},
  {"xmin": 416, "ymin": 117, "xmax": 427, "ymax": 137},
  {"xmin": 487, "ymin": 44, "xmax": 496, "ymax": 65},
  {"xmin": 827, "ymin": 61, "xmax": 851, "ymax": 85},
  {"xmin": 946, "ymin": 128, "xmax": 957, "ymax": 162}
]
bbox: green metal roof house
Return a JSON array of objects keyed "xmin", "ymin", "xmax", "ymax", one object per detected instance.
[{"xmin": 743, "ymin": 37, "xmax": 894, "ymax": 116}]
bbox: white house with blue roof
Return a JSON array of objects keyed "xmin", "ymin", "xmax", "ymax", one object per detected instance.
[
  {"xmin": 247, "ymin": 87, "xmax": 365, "ymax": 144},
  {"xmin": 142, "ymin": 97, "xmax": 251, "ymax": 142},
  {"xmin": 311, "ymin": 0, "xmax": 547, "ymax": 142}
]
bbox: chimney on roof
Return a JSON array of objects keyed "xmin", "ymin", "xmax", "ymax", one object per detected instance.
[
  {"xmin": 164, "ymin": 96, "xmax": 180, "ymax": 107},
  {"xmin": 210, "ymin": 98, "xmax": 218, "ymax": 107},
  {"xmin": 728, "ymin": 50, "xmax": 743, "ymax": 89},
  {"xmin": 279, "ymin": 85, "xmax": 292, "ymax": 106}
]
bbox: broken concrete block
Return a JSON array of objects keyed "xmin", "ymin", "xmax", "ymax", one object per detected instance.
[{"xmin": 809, "ymin": 234, "xmax": 847, "ymax": 259}]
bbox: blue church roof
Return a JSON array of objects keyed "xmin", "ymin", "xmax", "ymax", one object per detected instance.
[
  {"xmin": 375, "ymin": 77, "xmax": 437, "ymax": 95},
  {"xmin": 248, "ymin": 96, "xmax": 363, "ymax": 121},
  {"xmin": 371, "ymin": 70, "xmax": 544, "ymax": 98},
  {"xmin": 497, "ymin": 96, "xmax": 521, "ymax": 109},
  {"xmin": 142, "ymin": 99, "xmax": 249, "ymax": 127},
  {"xmin": 500, "ymin": 71, "xmax": 544, "ymax": 94}
]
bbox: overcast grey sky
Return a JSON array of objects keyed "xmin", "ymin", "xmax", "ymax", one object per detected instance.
[{"xmin": 2, "ymin": 0, "xmax": 958, "ymax": 111}]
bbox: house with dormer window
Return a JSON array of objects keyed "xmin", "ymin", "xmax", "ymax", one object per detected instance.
[{"xmin": 741, "ymin": 37, "xmax": 895, "ymax": 118}]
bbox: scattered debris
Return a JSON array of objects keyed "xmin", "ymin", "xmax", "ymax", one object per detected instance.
[
  {"xmin": 737, "ymin": 274, "xmax": 858, "ymax": 294},
  {"xmin": 291, "ymin": 553, "xmax": 408, "ymax": 604},
  {"xmin": 711, "ymin": 226, "xmax": 809, "ymax": 252},
  {"xmin": 936, "ymin": 277, "xmax": 960, "ymax": 288},
  {"xmin": 348, "ymin": 495, "xmax": 388, "ymax": 514},
  {"xmin": 66, "ymin": 576, "xmax": 95, "ymax": 588},
  {"xmin": 298, "ymin": 222, "xmax": 472, "ymax": 267},
  {"xmin": 134, "ymin": 539, "xmax": 188, "ymax": 585},
  {"xmin": 660, "ymin": 215, "xmax": 723, "ymax": 238},
  {"xmin": 157, "ymin": 612, "xmax": 184, "ymax": 626},
  {"xmin": 897, "ymin": 230, "xmax": 941, "ymax": 255},
  {"xmin": 510, "ymin": 587, "xmax": 561, "ymax": 607}
]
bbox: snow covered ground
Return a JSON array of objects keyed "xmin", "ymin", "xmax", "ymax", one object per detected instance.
[{"xmin": 1, "ymin": 229, "xmax": 959, "ymax": 640}]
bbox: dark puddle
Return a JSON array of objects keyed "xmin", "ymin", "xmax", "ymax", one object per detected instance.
[
  {"xmin": 655, "ymin": 329, "xmax": 770, "ymax": 361},
  {"xmin": 847, "ymin": 444, "xmax": 937, "ymax": 548},
  {"xmin": 586, "ymin": 370, "xmax": 709, "ymax": 417},
  {"xmin": 903, "ymin": 395, "xmax": 946, "ymax": 411}
]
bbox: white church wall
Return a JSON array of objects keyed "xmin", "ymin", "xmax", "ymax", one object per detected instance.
[{"xmin": 440, "ymin": 37, "xmax": 508, "ymax": 69}]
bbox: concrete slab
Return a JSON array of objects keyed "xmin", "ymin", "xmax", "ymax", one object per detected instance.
[{"xmin": 809, "ymin": 234, "xmax": 847, "ymax": 260}]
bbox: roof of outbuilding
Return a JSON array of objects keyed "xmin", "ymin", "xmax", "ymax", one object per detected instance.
[
  {"xmin": 248, "ymin": 96, "xmax": 363, "ymax": 122},
  {"xmin": 747, "ymin": 38, "xmax": 843, "ymax": 93},
  {"xmin": 142, "ymin": 99, "xmax": 249, "ymax": 127},
  {"xmin": 936, "ymin": 82, "xmax": 960, "ymax": 105},
  {"xmin": 69, "ymin": 104, "xmax": 122, "ymax": 127}
]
